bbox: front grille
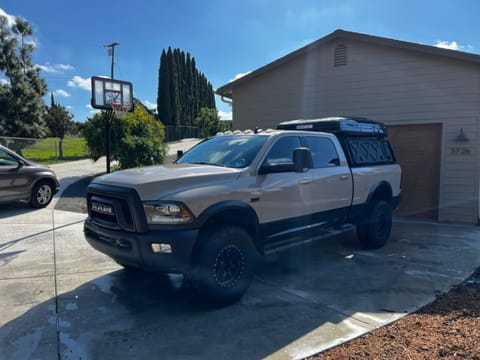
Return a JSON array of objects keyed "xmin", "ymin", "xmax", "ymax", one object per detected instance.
[{"xmin": 86, "ymin": 185, "xmax": 146, "ymax": 233}]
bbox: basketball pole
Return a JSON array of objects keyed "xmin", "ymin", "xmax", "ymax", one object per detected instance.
[{"xmin": 104, "ymin": 42, "xmax": 119, "ymax": 174}]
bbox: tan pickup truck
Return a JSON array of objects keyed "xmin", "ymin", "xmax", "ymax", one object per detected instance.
[{"xmin": 84, "ymin": 117, "xmax": 401, "ymax": 306}]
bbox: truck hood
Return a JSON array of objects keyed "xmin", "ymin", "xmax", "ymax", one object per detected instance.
[{"xmin": 92, "ymin": 163, "xmax": 241, "ymax": 200}]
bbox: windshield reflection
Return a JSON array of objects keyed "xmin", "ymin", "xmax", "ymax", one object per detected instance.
[{"xmin": 177, "ymin": 135, "xmax": 267, "ymax": 168}]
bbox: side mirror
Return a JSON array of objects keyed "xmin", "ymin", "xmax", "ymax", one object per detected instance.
[
  {"xmin": 258, "ymin": 147, "xmax": 312, "ymax": 175},
  {"xmin": 176, "ymin": 150, "xmax": 184, "ymax": 160},
  {"xmin": 293, "ymin": 147, "xmax": 312, "ymax": 172}
]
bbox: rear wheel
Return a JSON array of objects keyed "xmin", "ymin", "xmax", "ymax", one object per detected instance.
[
  {"xmin": 30, "ymin": 180, "xmax": 54, "ymax": 208},
  {"xmin": 357, "ymin": 200, "xmax": 392, "ymax": 249},
  {"xmin": 187, "ymin": 225, "xmax": 257, "ymax": 307}
]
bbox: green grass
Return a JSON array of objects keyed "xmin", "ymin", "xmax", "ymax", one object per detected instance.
[{"xmin": 22, "ymin": 137, "xmax": 89, "ymax": 164}]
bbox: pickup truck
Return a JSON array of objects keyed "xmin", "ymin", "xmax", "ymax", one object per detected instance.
[{"xmin": 84, "ymin": 117, "xmax": 401, "ymax": 306}]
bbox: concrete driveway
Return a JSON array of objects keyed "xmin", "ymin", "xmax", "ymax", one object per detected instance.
[{"xmin": 0, "ymin": 149, "xmax": 479, "ymax": 359}]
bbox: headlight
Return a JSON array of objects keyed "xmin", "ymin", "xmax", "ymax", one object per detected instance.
[{"xmin": 143, "ymin": 201, "xmax": 193, "ymax": 224}]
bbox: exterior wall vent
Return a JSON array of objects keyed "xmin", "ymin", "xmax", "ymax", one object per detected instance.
[{"xmin": 334, "ymin": 44, "xmax": 348, "ymax": 66}]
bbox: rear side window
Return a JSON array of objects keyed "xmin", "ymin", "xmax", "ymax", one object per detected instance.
[
  {"xmin": 264, "ymin": 136, "xmax": 302, "ymax": 165},
  {"xmin": 304, "ymin": 136, "xmax": 339, "ymax": 168},
  {"xmin": 344, "ymin": 137, "xmax": 395, "ymax": 166}
]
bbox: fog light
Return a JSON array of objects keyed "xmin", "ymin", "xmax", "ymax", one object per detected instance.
[{"xmin": 151, "ymin": 243, "xmax": 172, "ymax": 253}]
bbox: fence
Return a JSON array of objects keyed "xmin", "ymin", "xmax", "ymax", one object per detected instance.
[
  {"xmin": 164, "ymin": 126, "xmax": 207, "ymax": 142},
  {"xmin": 0, "ymin": 136, "xmax": 89, "ymax": 163},
  {"xmin": 0, "ymin": 128, "xmax": 207, "ymax": 163}
]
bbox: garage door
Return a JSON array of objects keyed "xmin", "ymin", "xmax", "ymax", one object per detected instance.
[{"xmin": 388, "ymin": 124, "xmax": 442, "ymax": 220}]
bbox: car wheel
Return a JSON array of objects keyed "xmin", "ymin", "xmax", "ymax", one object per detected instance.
[
  {"xmin": 357, "ymin": 200, "xmax": 392, "ymax": 249},
  {"xmin": 30, "ymin": 180, "xmax": 54, "ymax": 208},
  {"xmin": 187, "ymin": 225, "xmax": 257, "ymax": 307}
]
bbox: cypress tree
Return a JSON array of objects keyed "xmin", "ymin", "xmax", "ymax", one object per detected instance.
[{"xmin": 156, "ymin": 47, "xmax": 216, "ymax": 131}]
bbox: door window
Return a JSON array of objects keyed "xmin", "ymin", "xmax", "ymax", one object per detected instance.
[
  {"xmin": 264, "ymin": 136, "xmax": 302, "ymax": 165},
  {"xmin": 304, "ymin": 136, "xmax": 339, "ymax": 168},
  {"xmin": 0, "ymin": 149, "xmax": 19, "ymax": 166}
]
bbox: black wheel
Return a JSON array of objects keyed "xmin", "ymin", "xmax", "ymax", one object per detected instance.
[
  {"xmin": 187, "ymin": 225, "xmax": 257, "ymax": 307},
  {"xmin": 30, "ymin": 180, "xmax": 54, "ymax": 208},
  {"xmin": 357, "ymin": 200, "xmax": 392, "ymax": 249}
]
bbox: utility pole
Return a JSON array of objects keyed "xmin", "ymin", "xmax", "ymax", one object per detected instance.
[
  {"xmin": 105, "ymin": 42, "xmax": 119, "ymax": 79},
  {"xmin": 104, "ymin": 42, "xmax": 119, "ymax": 173}
]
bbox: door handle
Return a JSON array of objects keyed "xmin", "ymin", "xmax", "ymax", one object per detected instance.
[
  {"xmin": 299, "ymin": 178, "xmax": 312, "ymax": 185},
  {"xmin": 339, "ymin": 175, "xmax": 350, "ymax": 180}
]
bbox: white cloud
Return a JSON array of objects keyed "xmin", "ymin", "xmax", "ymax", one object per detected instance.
[
  {"xmin": 218, "ymin": 110, "xmax": 232, "ymax": 120},
  {"xmin": 434, "ymin": 40, "xmax": 474, "ymax": 52},
  {"xmin": 38, "ymin": 63, "xmax": 75, "ymax": 73},
  {"xmin": 0, "ymin": 78, "xmax": 9, "ymax": 86},
  {"xmin": 435, "ymin": 40, "xmax": 461, "ymax": 50},
  {"xmin": 68, "ymin": 76, "xmax": 91, "ymax": 91},
  {"xmin": 86, "ymin": 104, "xmax": 100, "ymax": 114},
  {"xmin": 0, "ymin": 8, "xmax": 16, "ymax": 27},
  {"xmin": 54, "ymin": 89, "xmax": 71, "ymax": 98},
  {"xmin": 143, "ymin": 100, "xmax": 157, "ymax": 111},
  {"xmin": 229, "ymin": 71, "xmax": 251, "ymax": 82}
]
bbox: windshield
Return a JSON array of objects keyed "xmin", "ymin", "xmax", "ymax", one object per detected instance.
[{"xmin": 177, "ymin": 135, "xmax": 267, "ymax": 168}]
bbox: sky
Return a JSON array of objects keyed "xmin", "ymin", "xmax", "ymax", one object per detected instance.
[{"xmin": 0, "ymin": 0, "xmax": 479, "ymax": 122}]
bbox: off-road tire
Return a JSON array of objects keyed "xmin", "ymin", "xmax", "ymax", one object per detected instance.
[
  {"xmin": 187, "ymin": 225, "xmax": 257, "ymax": 307},
  {"xmin": 30, "ymin": 180, "xmax": 54, "ymax": 208},
  {"xmin": 357, "ymin": 199, "xmax": 392, "ymax": 249}
]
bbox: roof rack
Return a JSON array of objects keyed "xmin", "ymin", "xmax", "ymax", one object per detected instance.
[{"xmin": 277, "ymin": 117, "xmax": 387, "ymax": 137}]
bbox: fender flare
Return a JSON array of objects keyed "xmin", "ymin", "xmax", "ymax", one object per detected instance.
[
  {"xmin": 366, "ymin": 181, "xmax": 393, "ymax": 207},
  {"xmin": 195, "ymin": 200, "xmax": 261, "ymax": 247}
]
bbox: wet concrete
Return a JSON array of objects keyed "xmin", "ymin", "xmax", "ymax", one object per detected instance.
[{"xmin": 0, "ymin": 203, "xmax": 479, "ymax": 359}]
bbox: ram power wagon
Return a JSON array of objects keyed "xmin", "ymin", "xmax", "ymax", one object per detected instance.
[{"xmin": 84, "ymin": 117, "xmax": 401, "ymax": 306}]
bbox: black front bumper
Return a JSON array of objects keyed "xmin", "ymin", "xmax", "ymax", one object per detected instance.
[{"xmin": 84, "ymin": 218, "xmax": 199, "ymax": 274}]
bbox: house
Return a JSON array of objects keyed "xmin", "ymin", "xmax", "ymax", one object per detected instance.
[{"xmin": 216, "ymin": 29, "xmax": 480, "ymax": 224}]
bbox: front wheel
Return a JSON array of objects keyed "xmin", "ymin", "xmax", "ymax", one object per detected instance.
[
  {"xmin": 30, "ymin": 180, "xmax": 54, "ymax": 208},
  {"xmin": 357, "ymin": 200, "xmax": 392, "ymax": 249},
  {"xmin": 187, "ymin": 225, "xmax": 257, "ymax": 307}
]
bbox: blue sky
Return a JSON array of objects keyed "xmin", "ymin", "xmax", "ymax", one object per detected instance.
[{"xmin": 1, "ymin": 0, "xmax": 479, "ymax": 122}]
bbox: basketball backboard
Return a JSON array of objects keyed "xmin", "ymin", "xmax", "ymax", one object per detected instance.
[{"xmin": 91, "ymin": 76, "xmax": 134, "ymax": 111}]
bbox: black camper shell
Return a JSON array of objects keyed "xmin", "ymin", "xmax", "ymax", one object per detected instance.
[{"xmin": 277, "ymin": 117, "xmax": 396, "ymax": 167}]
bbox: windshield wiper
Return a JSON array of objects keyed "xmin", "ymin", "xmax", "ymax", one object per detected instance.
[{"xmin": 188, "ymin": 161, "xmax": 227, "ymax": 167}]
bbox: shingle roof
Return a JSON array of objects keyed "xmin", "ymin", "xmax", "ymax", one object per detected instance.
[{"xmin": 216, "ymin": 29, "xmax": 480, "ymax": 98}]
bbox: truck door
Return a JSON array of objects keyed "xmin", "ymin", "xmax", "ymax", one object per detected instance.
[
  {"xmin": 303, "ymin": 136, "xmax": 352, "ymax": 224},
  {"xmin": 258, "ymin": 135, "xmax": 316, "ymax": 240}
]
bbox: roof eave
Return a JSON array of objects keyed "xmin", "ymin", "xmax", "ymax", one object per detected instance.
[{"xmin": 215, "ymin": 29, "xmax": 480, "ymax": 97}]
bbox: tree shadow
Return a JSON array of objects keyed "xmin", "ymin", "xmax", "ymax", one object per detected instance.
[{"xmin": 55, "ymin": 175, "xmax": 97, "ymax": 214}]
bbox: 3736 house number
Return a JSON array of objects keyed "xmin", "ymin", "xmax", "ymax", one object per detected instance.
[{"xmin": 450, "ymin": 147, "xmax": 471, "ymax": 155}]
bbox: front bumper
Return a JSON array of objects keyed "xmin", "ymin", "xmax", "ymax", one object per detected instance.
[{"xmin": 84, "ymin": 218, "xmax": 198, "ymax": 274}]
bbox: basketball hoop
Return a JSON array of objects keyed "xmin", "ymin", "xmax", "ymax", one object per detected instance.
[{"xmin": 111, "ymin": 102, "xmax": 132, "ymax": 120}]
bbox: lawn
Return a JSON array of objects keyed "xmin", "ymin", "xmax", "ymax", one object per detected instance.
[{"xmin": 21, "ymin": 137, "xmax": 90, "ymax": 164}]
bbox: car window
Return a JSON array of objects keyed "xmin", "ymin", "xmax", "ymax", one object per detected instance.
[
  {"xmin": 264, "ymin": 136, "xmax": 302, "ymax": 165},
  {"xmin": 0, "ymin": 149, "xmax": 19, "ymax": 167},
  {"xmin": 304, "ymin": 136, "xmax": 339, "ymax": 168}
]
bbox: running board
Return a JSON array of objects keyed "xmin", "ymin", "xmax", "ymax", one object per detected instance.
[{"xmin": 263, "ymin": 224, "xmax": 353, "ymax": 255}]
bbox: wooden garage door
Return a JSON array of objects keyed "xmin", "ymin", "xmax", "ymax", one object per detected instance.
[{"xmin": 388, "ymin": 124, "xmax": 442, "ymax": 220}]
